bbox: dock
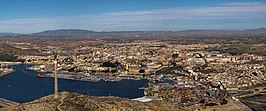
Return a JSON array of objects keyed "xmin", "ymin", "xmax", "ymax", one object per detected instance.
[
  {"xmin": 0, "ymin": 98, "xmax": 19, "ymax": 107},
  {"xmin": 0, "ymin": 69, "xmax": 15, "ymax": 77}
]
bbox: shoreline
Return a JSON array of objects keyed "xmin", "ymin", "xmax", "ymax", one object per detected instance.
[
  {"xmin": 42, "ymin": 74, "xmax": 147, "ymax": 83},
  {"xmin": 0, "ymin": 70, "xmax": 15, "ymax": 78},
  {"xmin": 0, "ymin": 61, "xmax": 21, "ymax": 77}
]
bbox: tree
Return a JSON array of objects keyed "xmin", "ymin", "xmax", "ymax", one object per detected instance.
[{"xmin": 139, "ymin": 69, "xmax": 145, "ymax": 73}]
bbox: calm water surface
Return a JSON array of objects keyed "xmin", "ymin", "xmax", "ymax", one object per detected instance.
[{"xmin": 0, "ymin": 64, "xmax": 147, "ymax": 103}]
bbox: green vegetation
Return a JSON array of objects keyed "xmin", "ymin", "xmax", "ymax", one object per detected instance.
[
  {"xmin": 206, "ymin": 43, "xmax": 266, "ymax": 56},
  {"xmin": 0, "ymin": 54, "xmax": 17, "ymax": 62},
  {"xmin": 101, "ymin": 61, "xmax": 121, "ymax": 68},
  {"xmin": 156, "ymin": 67, "xmax": 171, "ymax": 74}
]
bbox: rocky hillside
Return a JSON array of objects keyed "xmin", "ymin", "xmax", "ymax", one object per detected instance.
[
  {"xmin": 0, "ymin": 92, "xmax": 184, "ymax": 111},
  {"xmin": 241, "ymin": 94, "xmax": 266, "ymax": 111},
  {"xmin": 0, "ymin": 43, "xmax": 39, "ymax": 55}
]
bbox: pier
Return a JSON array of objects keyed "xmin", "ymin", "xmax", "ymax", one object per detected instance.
[{"xmin": 0, "ymin": 62, "xmax": 20, "ymax": 77}]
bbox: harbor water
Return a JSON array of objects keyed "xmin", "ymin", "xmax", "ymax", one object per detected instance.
[{"xmin": 0, "ymin": 64, "xmax": 148, "ymax": 103}]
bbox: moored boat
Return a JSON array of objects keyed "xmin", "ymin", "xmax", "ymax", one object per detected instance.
[{"xmin": 37, "ymin": 74, "xmax": 47, "ymax": 78}]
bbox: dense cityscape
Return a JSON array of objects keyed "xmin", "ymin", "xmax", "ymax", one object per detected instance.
[
  {"xmin": 0, "ymin": 30, "xmax": 266, "ymax": 110},
  {"xmin": 1, "ymin": 0, "xmax": 266, "ymax": 111}
]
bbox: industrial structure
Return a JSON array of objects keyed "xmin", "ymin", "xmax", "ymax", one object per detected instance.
[{"xmin": 54, "ymin": 53, "xmax": 58, "ymax": 98}]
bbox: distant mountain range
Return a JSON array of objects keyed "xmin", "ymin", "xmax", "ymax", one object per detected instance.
[
  {"xmin": 245, "ymin": 28, "xmax": 266, "ymax": 32},
  {"xmin": 1, "ymin": 28, "xmax": 266, "ymax": 37},
  {"xmin": 0, "ymin": 33, "xmax": 21, "ymax": 37},
  {"xmin": 32, "ymin": 29, "xmax": 97, "ymax": 36}
]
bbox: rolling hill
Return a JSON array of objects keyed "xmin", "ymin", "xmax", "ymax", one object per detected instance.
[{"xmin": 0, "ymin": 92, "xmax": 183, "ymax": 111}]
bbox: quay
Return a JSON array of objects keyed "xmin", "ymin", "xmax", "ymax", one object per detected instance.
[
  {"xmin": 0, "ymin": 98, "xmax": 19, "ymax": 107},
  {"xmin": 0, "ymin": 62, "xmax": 21, "ymax": 66},
  {"xmin": 0, "ymin": 61, "xmax": 21, "ymax": 77},
  {"xmin": 0, "ymin": 68, "xmax": 14, "ymax": 77}
]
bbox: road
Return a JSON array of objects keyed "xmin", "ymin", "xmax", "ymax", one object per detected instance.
[{"xmin": 56, "ymin": 93, "xmax": 67, "ymax": 111}]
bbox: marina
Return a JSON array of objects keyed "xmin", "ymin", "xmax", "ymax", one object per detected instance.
[
  {"xmin": 42, "ymin": 73, "xmax": 143, "ymax": 82},
  {"xmin": 0, "ymin": 64, "xmax": 148, "ymax": 103}
]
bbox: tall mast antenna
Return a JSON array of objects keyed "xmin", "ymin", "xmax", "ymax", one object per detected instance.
[{"xmin": 54, "ymin": 51, "xmax": 58, "ymax": 98}]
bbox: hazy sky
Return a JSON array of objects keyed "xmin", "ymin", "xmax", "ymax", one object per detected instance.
[{"xmin": 1, "ymin": 0, "xmax": 266, "ymax": 33}]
